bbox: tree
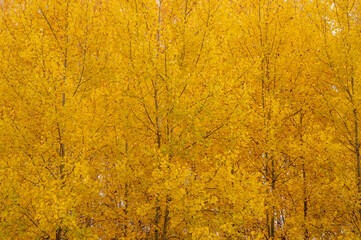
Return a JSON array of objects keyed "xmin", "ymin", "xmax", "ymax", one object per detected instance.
[{"xmin": 1, "ymin": 0, "xmax": 361, "ymax": 238}]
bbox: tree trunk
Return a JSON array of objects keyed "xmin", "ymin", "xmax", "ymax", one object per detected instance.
[
  {"xmin": 55, "ymin": 227, "xmax": 62, "ymax": 240},
  {"xmin": 303, "ymin": 164, "xmax": 309, "ymax": 239},
  {"xmin": 354, "ymin": 108, "xmax": 361, "ymax": 222},
  {"xmin": 161, "ymin": 203, "xmax": 169, "ymax": 240},
  {"xmin": 270, "ymin": 156, "xmax": 275, "ymax": 240}
]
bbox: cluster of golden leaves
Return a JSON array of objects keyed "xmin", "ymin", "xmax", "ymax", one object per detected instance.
[{"xmin": 1, "ymin": 0, "xmax": 361, "ymax": 239}]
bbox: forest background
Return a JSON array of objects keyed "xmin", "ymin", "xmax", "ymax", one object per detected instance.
[{"xmin": 1, "ymin": 0, "xmax": 361, "ymax": 239}]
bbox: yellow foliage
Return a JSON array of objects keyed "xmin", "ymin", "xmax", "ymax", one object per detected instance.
[{"xmin": 1, "ymin": 0, "xmax": 361, "ymax": 239}]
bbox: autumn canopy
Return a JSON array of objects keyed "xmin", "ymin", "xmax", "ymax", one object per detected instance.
[{"xmin": 1, "ymin": 0, "xmax": 361, "ymax": 239}]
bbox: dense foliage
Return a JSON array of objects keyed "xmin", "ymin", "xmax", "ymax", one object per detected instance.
[{"xmin": 1, "ymin": 0, "xmax": 361, "ymax": 239}]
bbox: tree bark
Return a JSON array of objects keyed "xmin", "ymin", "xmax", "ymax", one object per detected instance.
[
  {"xmin": 354, "ymin": 108, "xmax": 361, "ymax": 222},
  {"xmin": 303, "ymin": 164, "xmax": 309, "ymax": 239}
]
